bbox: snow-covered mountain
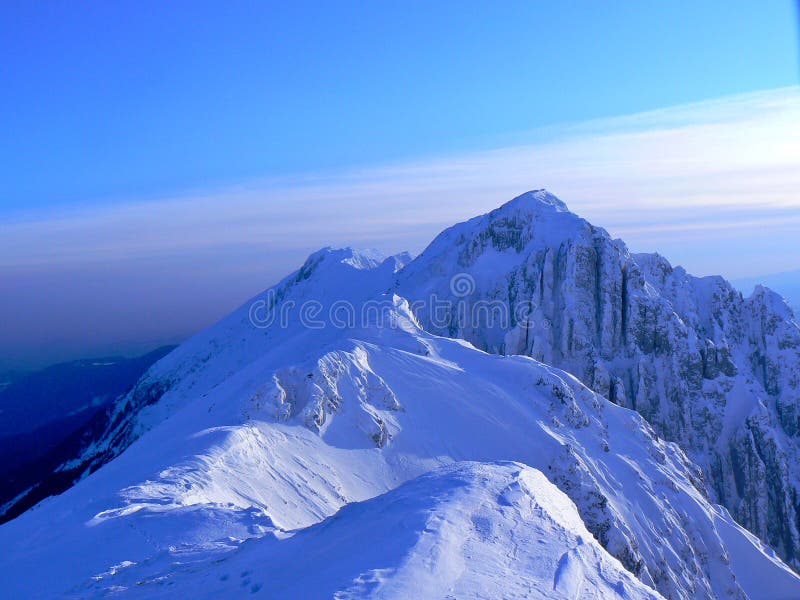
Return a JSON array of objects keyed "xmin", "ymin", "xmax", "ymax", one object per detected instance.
[
  {"xmin": 398, "ymin": 190, "xmax": 800, "ymax": 570},
  {"xmin": 1, "ymin": 193, "xmax": 799, "ymax": 599}
]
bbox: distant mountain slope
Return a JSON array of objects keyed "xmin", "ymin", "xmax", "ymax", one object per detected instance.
[
  {"xmin": 397, "ymin": 190, "xmax": 800, "ymax": 570},
  {"xmin": 0, "ymin": 347, "xmax": 175, "ymax": 437},
  {"xmin": 733, "ymin": 269, "xmax": 800, "ymax": 315},
  {"xmin": 0, "ymin": 370, "xmax": 23, "ymax": 393},
  {"xmin": 0, "ymin": 346, "xmax": 175, "ymax": 522},
  {"xmin": 0, "ymin": 250, "xmax": 796, "ymax": 599}
]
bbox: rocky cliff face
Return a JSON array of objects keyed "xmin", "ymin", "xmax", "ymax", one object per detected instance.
[{"xmin": 398, "ymin": 190, "xmax": 800, "ymax": 569}]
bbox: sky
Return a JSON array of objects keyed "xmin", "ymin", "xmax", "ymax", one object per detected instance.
[{"xmin": 1, "ymin": 1, "xmax": 799, "ymax": 371}]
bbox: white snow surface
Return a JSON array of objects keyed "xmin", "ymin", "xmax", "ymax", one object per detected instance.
[
  {"xmin": 76, "ymin": 462, "xmax": 664, "ymax": 599},
  {"xmin": 0, "ymin": 195, "xmax": 799, "ymax": 599}
]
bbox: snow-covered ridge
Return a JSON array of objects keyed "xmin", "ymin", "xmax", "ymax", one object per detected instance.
[{"xmin": 76, "ymin": 462, "xmax": 665, "ymax": 599}]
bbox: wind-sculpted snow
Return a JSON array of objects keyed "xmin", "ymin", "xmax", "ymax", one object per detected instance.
[
  {"xmin": 0, "ymin": 251, "xmax": 798, "ymax": 598},
  {"xmin": 397, "ymin": 190, "xmax": 800, "ymax": 570},
  {"xmin": 73, "ymin": 462, "xmax": 665, "ymax": 599}
]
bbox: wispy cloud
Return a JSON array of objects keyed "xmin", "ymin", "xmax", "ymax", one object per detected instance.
[
  {"xmin": 2, "ymin": 86, "xmax": 798, "ymax": 272},
  {"xmin": 2, "ymin": 87, "xmax": 799, "ymax": 368}
]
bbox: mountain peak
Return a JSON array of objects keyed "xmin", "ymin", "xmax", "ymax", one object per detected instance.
[
  {"xmin": 397, "ymin": 190, "xmax": 600, "ymax": 287},
  {"xmin": 497, "ymin": 189, "xmax": 570, "ymax": 215},
  {"xmin": 302, "ymin": 246, "xmax": 386, "ymax": 271}
]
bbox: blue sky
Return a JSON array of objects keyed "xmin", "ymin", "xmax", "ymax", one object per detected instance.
[
  {"xmin": 1, "ymin": 1, "xmax": 797, "ymax": 213},
  {"xmin": 0, "ymin": 2, "xmax": 798, "ymax": 370}
]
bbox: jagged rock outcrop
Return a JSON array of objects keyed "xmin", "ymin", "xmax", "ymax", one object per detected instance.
[{"xmin": 398, "ymin": 190, "xmax": 800, "ymax": 569}]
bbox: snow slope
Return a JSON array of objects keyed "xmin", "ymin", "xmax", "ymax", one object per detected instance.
[
  {"xmin": 1, "ymin": 249, "xmax": 798, "ymax": 599},
  {"xmin": 74, "ymin": 462, "xmax": 664, "ymax": 599}
]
